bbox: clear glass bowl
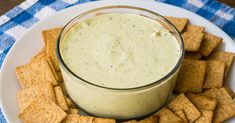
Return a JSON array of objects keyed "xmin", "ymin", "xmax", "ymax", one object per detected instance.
[{"xmin": 56, "ymin": 6, "xmax": 184, "ymax": 120}]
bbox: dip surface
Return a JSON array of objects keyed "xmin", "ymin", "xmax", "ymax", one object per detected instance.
[{"xmin": 61, "ymin": 13, "xmax": 180, "ymax": 88}]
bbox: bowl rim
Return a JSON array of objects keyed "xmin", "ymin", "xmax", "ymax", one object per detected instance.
[{"xmin": 56, "ymin": 5, "xmax": 185, "ymax": 90}]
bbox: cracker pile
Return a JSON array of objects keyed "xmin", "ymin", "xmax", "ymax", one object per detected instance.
[
  {"xmin": 154, "ymin": 16, "xmax": 235, "ymax": 123},
  {"xmin": 15, "ymin": 16, "xmax": 235, "ymax": 123},
  {"xmin": 16, "ymin": 28, "xmax": 116, "ymax": 123}
]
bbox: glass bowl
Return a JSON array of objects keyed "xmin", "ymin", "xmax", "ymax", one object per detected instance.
[{"xmin": 56, "ymin": 5, "xmax": 184, "ymax": 120}]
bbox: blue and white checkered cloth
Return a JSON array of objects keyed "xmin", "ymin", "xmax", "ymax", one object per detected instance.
[{"xmin": 0, "ymin": 0, "xmax": 235, "ymax": 122}]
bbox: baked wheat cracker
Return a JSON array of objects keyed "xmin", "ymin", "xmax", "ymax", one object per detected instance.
[
  {"xmin": 184, "ymin": 24, "xmax": 205, "ymax": 33},
  {"xmin": 123, "ymin": 116, "xmax": 158, "ymax": 123},
  {"xmin": 16, "ymin": 59, "xmax": 58, "ymax": 88},
  {"xmin": 187, "ymin": 93, "xmax": 217, "ymax": 111},
  {"xmin": 168, "ymin": 94, "xmax": 201, "ymax": 123},
  {"xmin": 203, "ymin": 60, "xmax": 225, "ymax": 89},
  {"xmin": 155, "ymin": 107, "xmax": 183, "ymax": 123},
  {"xmin": 181, "ymin": 32, "xmax": 204, "ymax": 52},
  {"xmin": 174, "ymin": 59, "xmax": 206, "ymax": 93},
  {"xmin": 174, "ymin": 110, "xmax": 188, "ymax": 123},
  {"xmin": 202, "ymin": 87, "xmax": 235, "ymax": 123},
  {"xmin": 207, "ymin": 51, "xmax": 234, "ymax": 76},
  {"xmin": 42, "ymin": 27, "xmax": 63, "ymax": 71},
  {"xmin": 187, "ymin": 94, "xmax": 216, "ymax": 123},
  {"xmin": 17, "ymin": 83, "xmax": 55, "ymax": 112},
  {"xmin": 63, "ymin": 114, "xmax": 80, "ymax": 123},
  {"xmin": 31, "ymin": 51, "xmax": 60, "ymax": 83},
  {"xmin": 164, "ymin": 16, "xmax": 188, "ymax": 32},
  {"xmin": 93, "ymin": 118, "xmax": 116, "ymax": 123},
  {"xmin": 184, "ymin": 52, "xmax": 202, "ymax": 60},
  {"xmin": 19, "ymin": 96, "xmax": 66, "ymax": 123},
  {"xmin": 195, "ymin": 110, "xmax": 214, "ymax": 123},
  {"xmin": 54, "ymin": 86, "xmax": 69, "ymax": 111},
  {"xmin": 79, "ymin": 116, "xmax": 94, "ymax": 123},
  {"xmin": 66, "ymin": 97, "xmax": 77, "ymax": 108},
  {"xmin": 67, "ymin": 108, "xmax": 80, "ymax": 114},
  {"xmin": 199, "ymin": 32, "xmax": 222, "ymax": 57},
  {"xmin": 224, "ymin": 86, "xmax": 235, "ymax": 98}
]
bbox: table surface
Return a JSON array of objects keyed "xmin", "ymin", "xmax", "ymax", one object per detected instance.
[{"xmin": 0, "ymin": 0, "xmax": 234, "ymax": 16}]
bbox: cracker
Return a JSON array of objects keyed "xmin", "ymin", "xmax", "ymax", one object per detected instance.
[
  {"xmin": 168, "ymin": 94, "xmax": 201, "ymax": 123},
  {"xmin": 224, "ymin": 86, "xmax": 235, "ymax": 98},
  {"xmin": 174, "ymin": 110, "xmax": 188, "ymax": 122},
  {"xmin": 155, "ymin": 107, "xmax": 183, "ymax": 123},
  {"xmin": 63, "ymin": 114, "xmax": 80, "ymax": 123},
  {"xmin": 31, "ymin": 51, "xmax": 60, "ymax": 83},
  {"xmin": 17, "ymin": 83, "xmax": 55, "ymax": 112},
  {"xmin": 59, "ymin": 82, "xmax": 68, "ymax": 96},
  {"xmin": 181, "ymin": 32, "xmax": 204, "ymax": 52},
  {"xmin": 207, "ymin": 51, "xmax": 234, "ymax": 76},
  {"xmin": 194, "ymin": 110, "xmax": 213, "ymax": 123},
  {"xmin": 54, "ymin": 86, "xmax": 69, "ymax": 111},
  {"xmin": 174, "ymin": 59, "xmax": 206, "ymax": 93},
  {"xmin": 164, "ymin": 16, "xmax": 188, "ymax": 32},
  {"xmin": 202, "ymin": 87, "xmax": 235, "ymax": 122},
  {"xmin": 19, "ymin": 96, "xmax": 66, "ymax": 123},
  {"xmin": 123, "ymin": 116, "xmax": 158, "ymax": 123},
  {"xmin": 57, "ymin": 71, "xmax": 64, "ymax": 82},
  {"xmin": 199, "ymin": 32, "xmax": 222, "ymax": 56},
  {"xmin": 184, "ymin": 52, "xmax": 202, "ymax": 60},
  {"xmin": 66, "ymin": 97, "xmax": 77, "ymax": 108},
  {"xmin": 79, "ymin": 116, "xmax": 94, "ymax": 123},
  {"xmin": 184, "ymin": 24, "xmax": 205, "ymax": 33},
  {"xmin": 16, "ymin": 59, "xmax": 58, "ymax": 88},
  {"xmin": 187, "ymin": 93, "xmax": 217, "ymax": 111},
  {"xmin": 67, "ymin": 108, "xmax": 79, "ymax": 114},
  {"xmin": 42, "ymin": 27, "xmax": 63, "ymax": 71},
  {"xmin": 203, "ymin": 60, "xmax": 225, "ymax": 89},
  {"xmin": 93, "ymin": 118, "xmax": 116, "ymax": 123}
]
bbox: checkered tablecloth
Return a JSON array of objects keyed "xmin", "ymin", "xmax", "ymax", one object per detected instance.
[{"xmin": 0, "ymin": 0, "xmax": 235, "ymax": 122}]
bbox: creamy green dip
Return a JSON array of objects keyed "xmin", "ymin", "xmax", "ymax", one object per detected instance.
[{"xmin": 61, "ymin": 13, "xmax": 179, "ymax": 88}]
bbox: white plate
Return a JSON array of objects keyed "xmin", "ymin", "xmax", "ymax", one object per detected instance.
[{"xmin": 0, "ymin": 0, "xmax": 235, "ymax": 122}]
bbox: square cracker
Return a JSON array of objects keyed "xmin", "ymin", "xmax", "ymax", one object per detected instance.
[
  {"xmin": 181, "ymin": 32, "xmax": 204, "ymax": 52},
  {"xmin": 31, "ymin": 50, "xmax": 60, "ymax": 83},
  {"xmin": 174, "ymin": 59, "xmax": 206, "ymax": 93},
  {"xmin": 195, "ymin": 110, "xmax": 214, "ymax": 123},
  {"xmin": 42, "ymin": 27, "xmax": 63, "ymax": 71},
  {"xmin": 168, "ymin": 94, "xmax": 201, "ymax": 123},
  {"xmin": 16, "ymin": 59, "xmax": 58, "ymax": 88},
  {"xmin": 17, "ymin": 83, "xmax": 55, "ymax": 112},
  {"xmin": 184, "ymin": 52, "xmax": 202, "ymax": 60},
  {"xmin": 79, "ymin": 116, "xmax": 94, "ymax": 123},
  {"xmin": 174, "ymin": 110, "xmax": 188, "ymax": 122},
  {"xmin": 67, "ymin": 108, "xmax": 80, "ymax": 114},
  {"xmin": 187, "ymin": 93, "xmax": 217, "ymax": 111},
  {"xmin": 63, "ymin": 114, "xmax": 80, "ymax": 123},
  {"xmin": 224, "ymin": 86, "xmax": 235, "ymax": 98},
  {"xmin": 203, "ymin": 60, "xmax": 225, "ymax": 89},
  {"xmin": 66, "ymin": 97, "xmax": 77, "ymax": 108},
  {"xmin": 93, "ymin": 118, "xmax": 116, "ymax": 123},
  {"xmin": 202, "ymin": 87, "xmax": 235, "ymax": 123},
  {"xmin": 164, "ymin": 16, "xmax": 188, "ymax": 32},
  {"xmin": 19, "ymin": 96, "xmax": 66, "ymax": 123},
  {"xmin": 123, "ymin": 116, "xmax": 159, "ymax": 123},
  {"xmin": 155, "ymin": 107, "xmax": 183, "ymax": 123},
  {"xmin": 54, "ymin": 86, "xmax": 68, "ymax": 111},
  {"xmin": 207, "ymin": 51, "xmax": 234, "ymax": 76},
  {"xmin": 184, "ymin": 24, "xmax": 205, "ymax": 33},
  {"xmin": 199, "ymin": 32, "xmax": 222, "ymax": 57}
]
